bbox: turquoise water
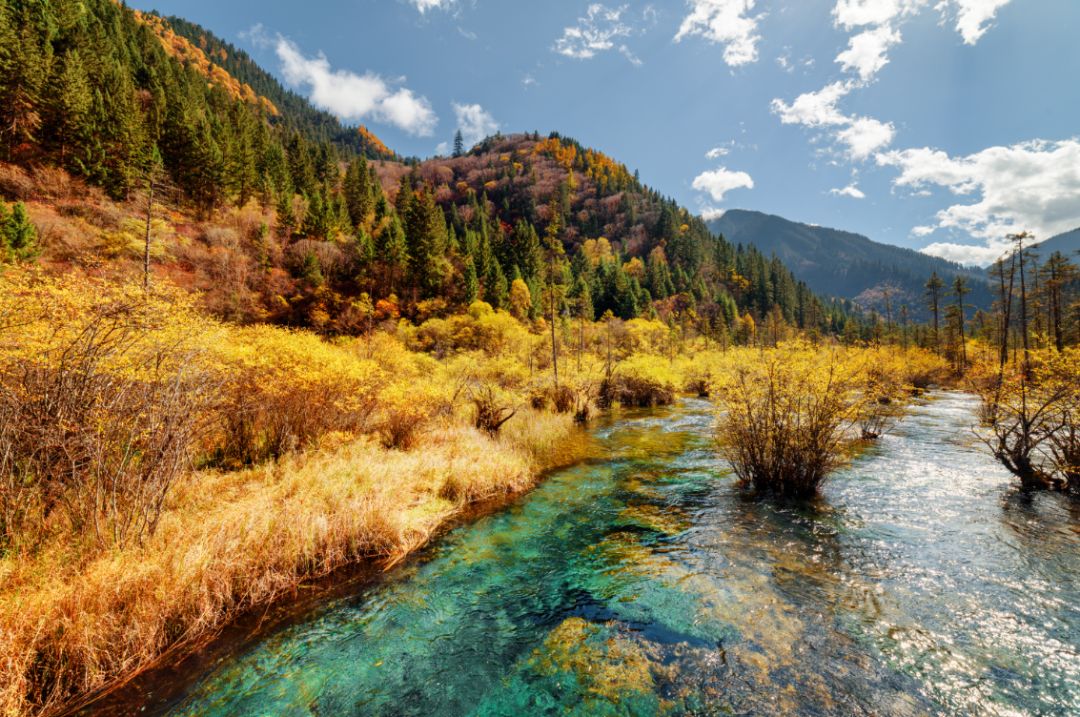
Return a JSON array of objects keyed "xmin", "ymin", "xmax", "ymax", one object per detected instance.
[{"xmin": 99, "ymin": 393, "xmax": 1080, "ymax": 716}]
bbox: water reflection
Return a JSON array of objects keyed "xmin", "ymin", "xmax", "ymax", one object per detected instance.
[{"xmin": 86, "ymin": 393, "xmax": 1080, "ymax": 717}]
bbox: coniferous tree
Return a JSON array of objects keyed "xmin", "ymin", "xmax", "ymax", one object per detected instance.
[
  {"xmin": 45, "ymin": 50, "xmax": 92, "ymax": 169},
  {"xmin": 452, "ymin": 129, "xmax": 464, "ymax": 158},
  {"xmin": 463, "ymin": 256, "xmax": 479, "ymax": 305},
  {"xmin": 3, "ymin": 202, "xmax": 39, "ymax": 262},
  {"xmin": 405, "ymin": 186, "xmax": 447, "ymax": 298},
  {"xmin": 924, "ymin": 271, "xmax": 945, "ymax": 355},
  {"xmin": 0, "ymin": 9, "xmax": 50, "ymax": 159}
]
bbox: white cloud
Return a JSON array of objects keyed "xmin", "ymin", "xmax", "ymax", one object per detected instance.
[
  {"xmin": 270, "ymin": 34, "xmax": 437, "ymax": 136},
  {"xmin": 952, "ymin": 0, "xmax": 1013, "ymax": 44},
  {"xmin": 771, "ymin": 80, "xmax": 855, "ymax": 127},
  {"xmin": 692, "ymin": 167, "xmax": 754, "ymax": 201},
  {"xmin": 771, "ymin": 82, "xmax": 895, "ymax": 160},
  {"xmin": 830, "ymin": 183, "xmax": 867, "ymax": 198},
  {"xmin": 832, "ymin": 0, "xmax": 927, "ymax": 29},
  {"xmin": 409, "ymin": 0, "xmax": 454, "ymax": 13},
  {"xmin": 705, "ymin": 146, "xmax": 730, "ymax": 159},
  {"xmin": 435, "ymin": 142, "xmax": 450, "ymax": 156},
  {"xmin": 701, "ymin": 207, "xmax": 727, "ymax": 221},
  {"xmin": 836, "ymin": 25, "xmax": 902, "ymax": 81},
  {"xmin": 674, "ymin": 0, "xmax": 765, "ymax": 67},
  {"xmin": 452, "ymin": 102, "xmax": 500, "ymax": 147},
  {"xmin": 837, "ymin": 117, "xmax": 896, "ymax": 159},
  {"xmin": 553, "ymin": 4, "xmax": 635, "ymax": 60},
  {"xmin": 457, "ymin": 27, "xmax": 477, "ymax": 40},
  {"xmin": 523, "ymin": 74, "xmax": 538, "ymax": 87},
  {"xmin": 876, "ymin": 138, "xmax": 1080, "ymax": 264}
]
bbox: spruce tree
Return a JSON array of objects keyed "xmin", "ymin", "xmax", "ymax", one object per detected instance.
[
  {"xmin": 45, "ymin": 50, "xmax": 92, "ymax": 169},
  {"xmin": 453, "ymin": 129, "xmax": 464, "ymax": 158},
  {"xmin": 378, "ymin": 217, "xmax": 408, "ymax": 294},
  {"xmin": 0, "ymin": 11, "xmax": 49, "ymax": 159},
  {"xmin": 5, "ymin": 202, "xmax": 38, "ymax": 262},
  {"xmin": 463, "ymin": 256, "xmax": 479, "ymax": 305},
  {"xmin": 405, "ymin": 187, "xmax": 447, "ymax": 298}
]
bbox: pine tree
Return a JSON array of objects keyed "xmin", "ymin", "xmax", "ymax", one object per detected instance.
[
  {"xmin": 452, "ymin": 129, "xmax": 464, "ymax": 158},
  {"xmin": 44, "ymin": 50, "xmax": 92, "ymax": 170},
  {"xmin": 4, "ymin": 201, "xmax": 39, "ymax": 262},
  {"xmin": 405, "ymin": 186, "xmax": 448, "ymax": 298},
  {"xmin": 379, "ymin": 216, "xmax": 408, "ymax": 294},
  {"xmin": 489, "ymin": 260, "xmax": 509, "ymax": 310},
  {"xmin": 463, "ymin": 256, "xmax": 479, "ymax": 305},
  {"xmin": 228, "ymin": 101, "xmax": 258, "ymax": 207},
  {"xmin": 343, "ymin": 157, "xmax": 372, "ymax": 229},
  {"xmin": 0, "ymin": 10, "xmax": 50, "ymax": 159},
  {"xmin": 924, "ymin": 271, "xmax": 945, "ymax": 355}
]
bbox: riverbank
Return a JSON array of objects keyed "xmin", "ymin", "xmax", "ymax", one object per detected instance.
[{"xmin": 0, "ymin": 411, "xmax": 576, "ymax": 717}]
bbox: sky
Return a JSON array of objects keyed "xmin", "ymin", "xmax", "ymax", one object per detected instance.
[{"xmin": 134, "ymin": 0, "xmax": 1080, "ymax": 265}]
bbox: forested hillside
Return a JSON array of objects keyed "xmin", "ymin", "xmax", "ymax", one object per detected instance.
[
  {"xmin": 0, "ymin": 0, "xmax": 868, "ymax": 343},
  {"xmin": 707, "ymin": 209, "xmax": 994, "ymax": 316},
  {"xmin": 0, "ymin": 0, "xmax": 392, "ymax": 204}
]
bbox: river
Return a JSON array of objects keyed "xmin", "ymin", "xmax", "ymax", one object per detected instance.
[{"xmin": 86, "ymin": 392, "xmax": 1080, "ymax": 716}]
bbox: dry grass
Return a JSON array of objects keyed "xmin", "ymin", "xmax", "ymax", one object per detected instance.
[{"xmin": 0, "ymin": 411, "xmax": 572, "ymax": 717}]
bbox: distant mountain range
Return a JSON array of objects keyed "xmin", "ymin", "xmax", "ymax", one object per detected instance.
[
  {"xmin": 706, "ymin": 210, "xmax": 993, "ymax": 316},
  {"xmin": 1035, "ymin": 227, "xmax": 1080, "ymax": 257}
]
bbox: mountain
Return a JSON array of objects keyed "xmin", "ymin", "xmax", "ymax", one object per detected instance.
[
  {"xmin": 154, "ymin": 13, "xmax": 395, "ymax": 161},
  {"xmin": 1035, "ymin": 227, "xmax": 1080, "ymax": 257},
  {"xmin": 707, "ymin": 209, "xmax": 992, "ymax": 316},
  {"xmin": 0, "ymin": 0, "xmax": 394, "ymax": 203},
  {"xmin": 0, "ymin": 1, "xmax": 869, "ymax": 339}
]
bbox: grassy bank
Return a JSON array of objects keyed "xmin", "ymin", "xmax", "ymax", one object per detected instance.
[{"xmin": 0, "ymin": 412, "xmax": 574, "ymax": 716}]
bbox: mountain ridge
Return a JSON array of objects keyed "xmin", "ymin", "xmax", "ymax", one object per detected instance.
[{"xmin": 706, "ymin": 209, "xmax": 993, "ymax": 314}]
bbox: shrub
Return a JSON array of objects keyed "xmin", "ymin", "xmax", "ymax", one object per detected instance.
[
  {"xmin": 599, "ymin": 356, "xmax": 678, "ymax": 408},
  {"xmin": 0, "ymin": 272, "xmax": 219, "ymax": 549},
  {"xmin": 972, "ymin": 350, "xmax": 1080, "ymax": 490},
  {"xmin": 472, "ymin": 384, "xmax": 517, "ymax": 435},
  {"xmin": 376, "ymin": 382, "xmax": 443, "ymax": 449},
  {"xmin": 210, "ymin": 326, "xmax": 384, "ymax": 465},
  {"xmin": 714, "ymin": 347, "xmax": 864, "ymax": 498}
]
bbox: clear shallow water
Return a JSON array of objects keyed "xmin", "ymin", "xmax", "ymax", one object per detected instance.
[{"xmin": 110, "ymin": 393, "xmax": 1080, "ymax": 716}]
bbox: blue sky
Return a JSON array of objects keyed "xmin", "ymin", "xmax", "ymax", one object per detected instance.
[{"xmin": 135, "ymin": 0, "xmax": 1079, "ymax": 265}]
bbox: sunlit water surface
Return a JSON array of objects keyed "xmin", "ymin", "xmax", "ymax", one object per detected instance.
[{"xmin": 106, "ymin": 393, "xmax": 1080, "ymax": 716}]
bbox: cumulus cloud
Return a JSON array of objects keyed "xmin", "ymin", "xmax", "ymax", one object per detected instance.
[
  {"xmin": 837, "ymin": 117, "xmax": 896, "ymax": 159},
  {"xmin": 832, "ymin": 0, "xmax": 927, "ymax": 29},
  {"xmin": 452, "ymin": 102, "xmax": 500, "ymax": 147},
  {"xmin": 705, "ymin": 146, "xmax": 730, "ymax": 159},
  {"xmin": 952, "ymin": 0, "xmax": 1014, "ymax": 44},
  {"xmin": 771, "ymin": 82, "xmax": 895, "ymax": 159},
  {"xmin": 553, "ymin": 4, "xmax": 635, "ymax": 60},
  {"xmin": 692, "ymin": 167, "xmax": 754, "ymax": 201},
  {"xmin": 674, "ymin": 0, "xmax": 765, "ymax": 67},
  {"xmin": 771, "ymin": 81, "xmax": 855, "ymax": 127},
  {"xmin": 876, "ymin": 138, "xmax": 1080, "ymax": 264},
  {"xmin": 836, "ymin": 25, "xmax": 902, "ymax": 81},
  {"xmin": 830, "ymin": 183, "xmax": 867, "ymax": 198},
  {"xmin": 265, "ymin": 32, "xmax": 437, "ymax": 136}
]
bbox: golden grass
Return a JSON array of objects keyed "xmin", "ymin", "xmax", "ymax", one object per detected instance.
[{"xmin": 0, "ymin": 411, "xmax": 573, "ymax": 717}]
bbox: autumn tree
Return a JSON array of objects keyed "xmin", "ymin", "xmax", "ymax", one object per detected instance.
[{"xmin": 924, "ymin": 271, "xmax": 944, "ymax": 355}]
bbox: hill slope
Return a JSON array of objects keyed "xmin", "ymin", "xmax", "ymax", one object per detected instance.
[
  {"xmin": 0, "ymin": 1, "xmax": 868, "ymax": 340},
  {"xmin": 1035, "ymin": 227, "xmax": 1080, "ymax": 257},
  {"xmin": 707, "ymin": 210, "xmax": 992, "ymax": 314}
]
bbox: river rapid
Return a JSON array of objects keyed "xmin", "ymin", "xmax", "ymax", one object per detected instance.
[{"xmin": 88, "ymin": 392, "xmax": 1080, "ymax": 716}]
